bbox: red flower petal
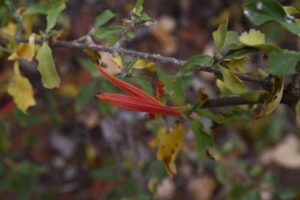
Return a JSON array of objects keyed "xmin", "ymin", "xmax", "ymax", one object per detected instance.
[
  {"xmin": 97, "ymin": 65, "xmax": 163, "ymax": 105},
  {"xmin": 96, "ymin": 93, "xmax": 181, "ymax": 116}
]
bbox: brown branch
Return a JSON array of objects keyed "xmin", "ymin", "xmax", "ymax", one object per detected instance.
[{"xmin": 16, "ymin": 38, "xmax": 272, "ymax": 89}]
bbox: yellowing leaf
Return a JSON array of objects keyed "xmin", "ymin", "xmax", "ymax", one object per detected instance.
[
  {"xmin": 57, "ymin": 83, "xmax": 78, "ymax": 97},
  {"xmin": 156, "ymin": 123, "xmax": 184, "ymax": 177},
  {"xmin": 7, "ymin": 62, "xmax": 36, "ymax": 113},
  {"xmin": 213, "ymin": 21, "xmax": 227, "ymax": 53},
  {"xmin": 112, "ymin": 55, "xmax": 123, "ymax": 68},
  {"xmin": 258, "ymin": 77, "xmax": 284, "ymax": 117},
  {"xmin": 0, "ymin": 22, "xmax": 17, "ymax": 39},
  {"xmin": 8, "ymin": 34, "xmax": 36, "ymax": 61},
  {"xmin": 132, "ymin": 59, "xmax": 156, "ymax": 71},
  {"xmin": 239, "ymin": 29, "xmax": 265, "ymax": 46},
  {"xmin": 22, "ymin": 15, "xmax": 38, "ymax": 35},
  {"xmin": 36, "ymin": 42, "xmax": 61, "ymax": 89},
  {"xmin": 226, "ymin": 58, "xmax": 246, "ymax": 73},
  {"xmin": 220, "ymin": 67, "xmax": 245, "ymax": 94}
]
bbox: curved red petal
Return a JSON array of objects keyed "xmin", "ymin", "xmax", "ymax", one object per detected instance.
[
  {"xmin": 96, "ymin": 93, "xmax": 181, "ymax": 116},
  {"xmin": 97, "ymin": 65, "xmax": 163, "ymax": 105}
]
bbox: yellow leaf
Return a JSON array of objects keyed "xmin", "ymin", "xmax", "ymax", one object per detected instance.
[
  {"xmin": 57, "ymin": 83, "xmax": 78, "ymax": 97},
  {"xmin": 156, "ymin": 123, "xmax": 184, "ymax": 177},
  {"xmin": 258, "ymin": 77, "xmax": 284, "ymax": 117},
  {"xmin": 7, "ymin": 62, "xmax": 36, "ymax": 113},
  {"xmin": 84, "ymin": 49, "xmax": 101, "ymax": 63},
  {"xmin": 226, "ymin": 58, "xmax": 246, "ymax": 73},
  {"xmin": 22, "ymin": 15, "xmax": 38, "ymax": 35},
  {"xmin": 0, "ymin": 22, "xmax": 17, "ymax": 39},
  {"xmin": 220, "ymin": 67, "xmax": 245, "ymax": 94},
  {"xmin": 8, "ymin": 34, "xmax": 36, "ymax": 61},
  {"xmin": 112, "ymin": 55, "xmax": 123, "ymax": 68},
  {"xmin": 239, "ymin": 29, "xmax": 265, "ymax": 46},
  {"xmin": 132, "ymin": 59, "xmax": 156, "ymax": 71}
]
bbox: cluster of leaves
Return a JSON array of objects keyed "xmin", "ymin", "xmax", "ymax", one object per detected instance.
[{"xmin": 1, "ymin": 0, "xmax": 300, "ymax": 195}]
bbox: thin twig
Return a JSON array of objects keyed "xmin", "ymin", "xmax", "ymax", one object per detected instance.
[{"xmin": 16, "ymin": 38, "xmax": 272, "ymax": 88}]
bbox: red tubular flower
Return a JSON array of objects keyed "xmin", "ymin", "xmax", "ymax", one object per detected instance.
[{"xmin": 96, "ymin": 65, "xmax": 181, "ymax": 116}]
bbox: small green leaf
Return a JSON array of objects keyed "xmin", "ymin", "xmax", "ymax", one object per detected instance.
[
  {"xmin": 24, "ymin": 3, "xmax": 49, "ymax": 15},
  {"xmin": 223, "ymin": 31, "xmax": 242, "ymax": 49},
  {"xmin": 75, "ymin": 83, "xmax": 95, "ymax": 112},
  {"xmin": 78, "ymin": 58, "xmax": 100, "ymax": 78},
  {"xmin": 213, "ymin": 21, "xmax": 227, "ymax": 53},
  {"xmin": 157, "ymin": 68, "xmax": 185, "ymax": 105},
  {"xmin": 36, "ymin": 42, "xmax": 61, "ymax": 89},
  {"xmin": 95, "ymin": 26, "xmax": 123, "ymax": 39},
  {"xmin": 181, "ymin": 55, "xmax": 214, "ymax": 74},
  {"xmin": 197, "ymin": 109, "xmax": 226, "ymax": 124},
  {"xmin": 223, "ymin": 47, "xmax": 258, "ymax": 59},
  {"xmin": 220, "ymin": 67, "xmax": 245, "ymax": 94},
  {"xmin": 4, "ymin": 0, "xmax": 16, "ymax": 13},
  {"xmin": 196, "ymin": 108, "xmax": 249, "ymax": 124},
  {"xmin": 129, "ymin": 76, "xmax": 154, "ymax": 96},
  {"xmin": 238, "ymin": 29, "xmax": 281, "ymax": 52},
  {"xmin": 284, "ymin": 6, "xmax": 299, "ymax": 15},
  {"xmin": 191, "ymin": 120, "xmax": 214, "ymax": 158},
  {"xmin": 46, "ymin": 0, "xmax": 66, "ymax": 32},
  {"xmin": 91, "ymin": 168, "xmax": 117, "ymax": 181},
  {"xmin": 267, "ymin": 51, "xmax": 300, "ymax": 76},
  {"xmin": 132, "ymin": 0, "xmax": 144, "ymax": 16},
  {"xmin": 94, "ymin": 9, "xmax": 115, "ymax": 29},
  {"xmin": 239, "ymin": 29, "xmax": 265, "ymax": 46}
]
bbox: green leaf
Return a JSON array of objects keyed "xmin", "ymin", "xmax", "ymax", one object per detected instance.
[
  {"xmin": 46, "ymin": 0, "xmax": 66, "ymax": 32},
  {"xmin": 196, "ymin": 108, "xmax": 250, "ymax": 124},
  {"xmin": 78, "ymin": 58, "xmax": 100, "ymax": 78},
  {"xmin": 213, "ymin": 21, "xmax": 227, "ymax": 53},
  {"xmin": 75, "ymin": 83, "xmax": 95, "ymax": 112},
  {"xmin": 223, "ymin": 31, "xmax": 242, "ymax": 49},
  {"xmin": 197, "ymin": 109, "xmax": 226, "ymax": 124},
  {"xmin": 191, "ymin": 120, "xmax": 214, "ymax": 158},
  {"xmin": 267, "ymin": 51, "xmax": 300, "ymax": 76},
  {"xmin": 238, "ymin": 29, "xmax": 281, "ymax": 52},
  {"xmin": 157, "ymin": 68, "xmax": 185, "ymax": 105},
  {"xmin": 243, "ymin": 0, "xmax": 286, "ymax": 25},
  {"xmin": 243, "ymin": 0, "xmax": 300, "ymax": 35},
  {"xmin": 223, "ymin": 47, "xmax": 258, "ymax": 59},
  {"xmin": 24, "ymin": 3, "xmax": 49, "ymax": 15},
  {"xmin": 95, "ymin": 26, "xmax": 123, "ymax": 39},
  {"xmin": 132, "ymin": 0, "xmax": 144, "ymax": 16},
  {"xmin": 239, "ymin": 29, "xmax": 265, "ymax": 46},
  {"xmin": 220, "ymin": 67, "xmax": 245, "ymax": 94},
  {"xmin": 129, "ymin": 76, "xmax": 154, "ymax": 96},
  {"xmin": 94, "ymin": 9, "xmax": 115, "ymax": 29},
  {"xmin": 283, "ymin": 6, "xmax": 299, "ymax": 15},
  {"xmin": 36, "ymin": 42, "xmax": 61, "ymax": 89},
  {"xmin": 91, "ymin": 168, "xmax": 117, "ymax": 181},
  {"xmin": 181, "ymin": 55, "xmax": 214, "ymax": 74},
  {"xmin": 4, "ymin": 0, "xmax": 16, "ymax": 13}
]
